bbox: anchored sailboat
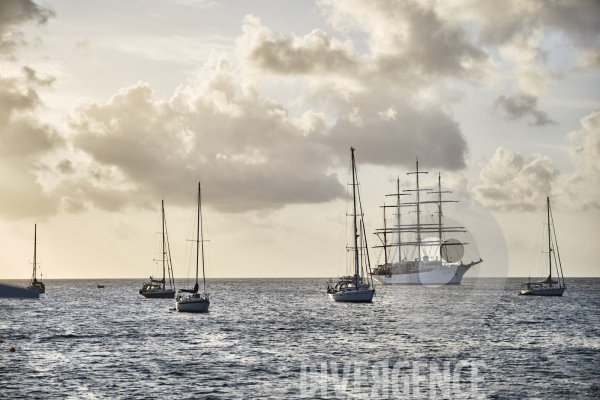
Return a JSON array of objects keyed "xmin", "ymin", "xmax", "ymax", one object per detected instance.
[
  {"xmin": 371, "ymin": 159, "xmax": 482, "ymax": 285},
  {"xmin": 26, "ymin": 224, "xmax": 45, "ymax": 294},
  {"xmin": 176, "ymin": 182, "xmax": 210, "ymax": 313},
  {"xmin": 140, "ymin": 200, "xmax": 176, "ymax": 298},
  {"xmin": 327, "ymin": 147, "xmax": 375, "ymax": 303},
  {"xmin": 520, "ymin": 197, "xmax": 566, "ymax": 296}
]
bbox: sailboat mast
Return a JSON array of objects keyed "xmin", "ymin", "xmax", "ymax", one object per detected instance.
[
  {"xmin": 33, "ymin": 224, "xmax": 37, "ymax": 281},
  {"xmin": 397, "ymin": 178, "xmax": 401, "ymax": 263},
  {"xmin": 199, "ymin": 182, "xmax": 207, "ymax": 294},
  {"xmin": 162, "ymin": 200, "xmax": 166, "ymax": 286},
  {"xmin": 351, "ymin": 147, "xmax": 360, "ymax": 289},
  {"xmin": 196, "ymin": 183, "xmax": 200, "ymax": 288},
  {"xmin": 416, "ymin": 159, "xmax": 422, "ymax": 261},
  {"xmin": 438, "ymin": 173, "xmax": 442, "ymax": 263},
  {"xmin": 547, "ymin": 196, "xmax": 552, "ymax": 282}
]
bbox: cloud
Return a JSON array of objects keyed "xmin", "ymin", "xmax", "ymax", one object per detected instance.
[
  {"xmin": 0, "ymin": 68, "xmax": 62, "ymax": 219},
  {"xmin": 0, "ymin": 0, "xmax": 55, "ymax": 58},
  {"xmin": 0, "ymin": 0, "xmax": 60, "ymax": 219},
  {"xmin": 239, "ymin": 4, "xmax": 492, "ymax": 86},
  {"xmin": 436, "ymin": 0, "xmax": 600, "ymax": 110},
  {"xmin": 318, "ymin": 0, "xmax": 491, "ymax": 81},
  {"xmin": 468, "ymin": 147, "xmax": 559, "ymax": 211},
  {"xmin": 0, "ymin": 68, "xmax": 62, "ymax": 158},
  {"xmin": 563, "ymin": 110, "xmax": 600, "ymax": 209},
  {"xmin": 493, "ymin": 93, "xmax": 557, "ymax": 127},
  {"xmin": 239, "ymin": 15, "xmax": 361, "ymax": 76},
  {"xmin": 67, "ymin": 54, "xmax": 344, "ymax": 213},
  {"xmin": 468, "ymin": 110, "xmax": 600, "ymax": 212},
  {"xmin": 325, "ymin": 104, "xmax": 468, "ymax": 170}
]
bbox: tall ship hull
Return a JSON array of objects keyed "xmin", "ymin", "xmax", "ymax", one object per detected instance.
[{"xmin": 373, "ymin": 262, "xmax": 477, "ymax": 285}]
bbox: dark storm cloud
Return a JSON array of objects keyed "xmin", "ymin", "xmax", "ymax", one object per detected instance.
[{"xmin": 493, "ymin": 94, "xmax": 557, "ymax": 127}]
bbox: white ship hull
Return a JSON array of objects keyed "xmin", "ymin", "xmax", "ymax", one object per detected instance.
[
  {"xmin": 373, "ymin": 262, "xmax": 477, "ymax": 285},
  {"xmin": 176, "ymin": 296, "xmax": 210, "ymax": 312},
  {"xmin": 329, "ymin": 288, "xmax": 374, "ymax": 303}
]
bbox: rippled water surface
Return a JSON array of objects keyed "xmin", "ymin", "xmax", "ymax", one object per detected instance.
[{"xmin": 1, "ymin": 278, "xmax": 599, "ymax": 399}]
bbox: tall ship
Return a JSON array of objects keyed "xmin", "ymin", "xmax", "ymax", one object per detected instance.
[{"xmin": 371, "ymin": 160, "xmax": 482, "ymax": 285}]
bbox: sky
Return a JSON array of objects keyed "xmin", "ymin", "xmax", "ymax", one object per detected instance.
[{"xmin": 1, "ymin": 0, "xmax": 599, "ymax": 279}]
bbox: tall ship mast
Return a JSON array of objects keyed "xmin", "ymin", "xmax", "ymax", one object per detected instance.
[{"xmin": 372, "ymin": 159, "xmax": 482, "ymax": 285}]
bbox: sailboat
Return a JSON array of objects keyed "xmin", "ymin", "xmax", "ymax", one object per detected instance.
[
  {"xmin": 26, "ymin": 224, "xmax": 45, "ymax": 294},
  {"xmin": 371, "ymin": 160, "xmax": 482, "ymax": 285},
  {"xmin": 176, "ymin": 182, "xmax": 210, "ymax": 313},
  {"xmin": 520, "ymin": 197, "xmax": 566, "ymax": 296},
  {"xmin": 327, "ymin": 147, "xmax": 375, "ymax": 303},
  {"xmin": 139, "ymin": 200, "xmax": 176, "ymax": 298}
]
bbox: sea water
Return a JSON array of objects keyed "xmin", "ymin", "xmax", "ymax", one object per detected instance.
[{"xmin": 1, "ymin": 278, "xmax": 598, "ymax": 398}]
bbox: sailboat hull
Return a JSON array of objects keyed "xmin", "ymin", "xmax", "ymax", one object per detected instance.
[
  {"xmin": 140, "ymin": 289, "xmax": 175, "ymax": 298},
  {"xmin": 26, "ymin": 284, "xmax": 45, "ymax": 294},
  {"xmin": 176, "ymin": 297, "xmax": 210, "ymax": 312},
  {"xmin": 521, "ymin": 287, "xmax": 565, "ymax": 296},
  {"xmin": 329, "ymin": 289, "xmax": 374, "ymax": 303}
]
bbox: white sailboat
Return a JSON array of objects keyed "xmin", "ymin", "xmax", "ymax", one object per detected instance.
[
  {"xmin": 520, "ymin": 197, "xmax": 566, "ymax": 296},
  {"xmin": 371, "ymin": 160, "xmax": 482, "ymax": 285},
  {"xmin": 26, "ymin": 224, "xmax": 45, "ymax": 294},
  {"xmin": 327, "ymin": 147, "xmax": 375, "ymax": 303},
  {"xmin": 176, "ymin": 182, "xmax": 210, "ymax": 313},
  {"xmin": 140, "ymin": 200, "xmax": 176, "ymax": 298}
]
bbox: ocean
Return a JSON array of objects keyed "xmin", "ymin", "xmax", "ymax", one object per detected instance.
[{"xmin": 1, "ymin": 278, "xmax": 598, "ymax": 399}]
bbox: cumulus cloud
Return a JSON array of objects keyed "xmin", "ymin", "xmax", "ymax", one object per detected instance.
[
  {"xmin": 0, "ymin": 0, "xmax": 55, "ymax": 58},
  {"xmin": 319, "ymin": 0, "xmax": 491, "ymax": 81},
  {"xmin": 468, "ymin": 147, "xmax": 559, "ymax": 211},
  {"xmin": 325, "ymin": 104, "xmax": 468, "ymax": 170},
  {"xmin": 493, "ymin": 93, "xmax": 556, "ymax": 127},
  {"xmin": 240, "ymin": 3, "xmax": 492, "ymax": 86},
  {"xmin": 437, "ymin": 0, "xmax": 600, "ymax": 118},
  {"xmin": 66, "ymin": 54, "xmax": 344, "ymax": 213},
  {"xmin": 0, "ymin": 1, "xmax": 61, "ymax": 219},
  {"xmin": 239, "ymin": 15, "xmax": 360, "ymax": 76},
  {"xmin": 563, "ymin": 110, "xmax": 600, "ymax": 209},
  {"xmin": 0, "ymin": 67, "xmax": 62, "ymax": 219},
  {"xmin": 468, "ymin": 110, "xmax": 600, "ymax": 212}
]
